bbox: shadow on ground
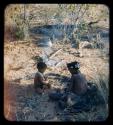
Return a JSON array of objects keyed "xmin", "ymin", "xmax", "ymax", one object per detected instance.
[
  {"xmin": 4, "ymin": 71, "xmax": 108, "ymax": 121},
  {"xmin": 4, "ymin": 73, "xmax": 70, "ymax": 121}
]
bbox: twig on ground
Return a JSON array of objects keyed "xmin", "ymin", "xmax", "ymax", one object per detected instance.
[
  {"xmin": 49, "ymin": 49, "xmax": 62, "ymax": 59},
  {"xmin": 55, "ymin": 60, "xmax": 65, "ymax": 67}
]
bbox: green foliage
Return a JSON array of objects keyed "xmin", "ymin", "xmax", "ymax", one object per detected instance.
[
  {"xmin": 5, "ymin": 4, "xmax": 109, "ymax": 42},
  {"xmin": 72, "ymin": 22, "xmax": 88, "ymax": 41},
  {"xmin": 13, "ymin": 16, "xmax": 25, "ymax": 40},
  {"xmin": 15, "ymin": 27, "xmax": 25, "ymax": 40},
  {"xmin": 5, "ymin": 5, "xmax": 29, "ymax": 41}
]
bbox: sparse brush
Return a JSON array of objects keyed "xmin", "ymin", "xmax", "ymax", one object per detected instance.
[
  {"xmin": 97, "ymin": 74, "xmax": 109, "ymax": 104},
  {"xmin": 15, "ymin": 27, "xmax": 25, "ymax": 40},
  {"xmin": 74, "ymin": 106, "xmax": 108, "ymax": 121}
]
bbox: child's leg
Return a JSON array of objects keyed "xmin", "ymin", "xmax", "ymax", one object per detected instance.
[
  {"xmin": 35, "ymin": 88, "xmax": 43, "ymax": 94},
  {"xmin": 49, "ymin": 92, "xmax": 64, "ymax": 101}
]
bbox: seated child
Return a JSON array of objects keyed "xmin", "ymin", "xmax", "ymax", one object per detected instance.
[
  {"xmin": 67, "ymin": 61, "xmax": 88, "ymax": 95},
  {"xmin": 49, "ymin": 61, "xmax": 105, "ymax": 111},
  {"xmin": 34, "ymin": 61, "xmax": 50, "ymax": 94},
  {"xmin": 57, "ymin": 61, "xmax": 89, "ymax": 109},
  {"xmin": 49, "ymin": 61, "xmax": 88, "ymax": 102}
]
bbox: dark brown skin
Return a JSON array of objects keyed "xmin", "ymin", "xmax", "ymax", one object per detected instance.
[
  {"xmin": 68, "ymin": 68, "xmax": 88, "ymax": 95},
  {"xmin": 34, "ymin": 68, "xmax": 50, "ymax": 94}
]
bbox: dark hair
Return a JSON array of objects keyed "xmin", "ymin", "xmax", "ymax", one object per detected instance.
[
  {"xmin": 37, "ymin": 62, "xmax": 47, "ymax": 70},
  {"xmin": 67, "ymin": 61, "xmax": 80, "ymax": 70}
]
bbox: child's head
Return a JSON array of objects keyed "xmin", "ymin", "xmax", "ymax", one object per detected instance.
[
  {"xmin": 37, "ymin": 62, "xmax": 47, "ymax": 73},
  {"xmin": 67, "ymin": 61, "xmax": 80, "ymax": 74}
]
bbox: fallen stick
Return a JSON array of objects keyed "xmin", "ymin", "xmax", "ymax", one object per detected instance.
[
  {"xmin": 49, "ymin": 49, "xmax": 62, "ymax": 59},
  {"xmin": 11, "ymin": 66, "xmax": 23, "ymax": 71},
  {"xmin": 55, "ymin": 60, "xmax": 65, "ymax": 67}
]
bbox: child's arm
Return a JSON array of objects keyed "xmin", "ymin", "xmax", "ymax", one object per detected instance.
[
  {"xmin": 34, "ymin": 74, "xmax": 38, "ymax": 88},
  {"xmin": 68, "ymin": 77, "xmax": 74, "ymax": 91},
  {"xmin": 35, "ymin": 73, "xmax": 50, "ymax": 89},
  {"xmin": 34, "ymin": 73, "xmax": 46, "ymax": 87},
  {"xmin": 42, "ymin": 76, "xmax": 51, "ymax": 88},
  {"xmin": 44, "ymin": 75, "xmax": 48, "ymax": 80},
  {"xmin": 42, "ymin": 78, "xmax": 48, "ymax": 84},
  {"xmin": 35, "ymin": 88, "xmax": 43, "ymax": 94},
  {"xmin": 37, "ymin": 74, "xmax": 48, "ymax": 85},
  {"xmin": 34, "ymin": 74, "xmax": 44, "ymax": 94}
]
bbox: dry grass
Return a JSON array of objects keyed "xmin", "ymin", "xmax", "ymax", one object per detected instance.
[
  {"xmin": 4, "ymin": 40, "xmax": 109, "ymax": 121},
  {"xmin": 73, "ymin": 106, "xmax": 108, "ymax": 121},
  {"xmin": 4, "ymin": 4, "xmax": 109, "ymax": 121}
]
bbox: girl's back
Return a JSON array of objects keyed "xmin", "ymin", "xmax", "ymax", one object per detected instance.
[{"xmin": 70, "ymin": 72, "xmax": 88, "ymax": 95}]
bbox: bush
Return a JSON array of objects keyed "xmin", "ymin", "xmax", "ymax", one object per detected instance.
[
  {"xmin": 93, "ymin": 42, "xmax": 105, "ymax": 49},
  {"xmin": 5, "ymin": 25, "xmax": 25, "ymax": 41},
  {"xmin": 14, "ymin": 27, "xmax": 25, "ymax": 40},
  {"xmin": 96, "ymin": 42, "xmax": 105, "ymax": 49}
]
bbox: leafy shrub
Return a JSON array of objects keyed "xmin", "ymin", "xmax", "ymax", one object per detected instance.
[
  {"xmin": 93, "ymin": 42, "xmax": 105, "ymax": 49},
  {"xmin": 14, "ymin": 27, "xmax": 25, "ymax": 40}
]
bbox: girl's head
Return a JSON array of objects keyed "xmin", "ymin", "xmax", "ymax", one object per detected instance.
[
  {"xmin": 67, "ymin": 61, "xmax": 80, "ymax": 74},
  {"xmin": 37, "ymin": 62, "xmax": 47, "ymax": 73}
]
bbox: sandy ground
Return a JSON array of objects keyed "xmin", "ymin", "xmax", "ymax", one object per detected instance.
[{"xmin": 4, "ymin": 41, "xmax": 109, "ymax": 121}]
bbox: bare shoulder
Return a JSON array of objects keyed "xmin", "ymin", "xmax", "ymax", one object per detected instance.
[
  {"xmin": 72, "ymin": 72, "xmax": 82, "ymax": 77},
  {"xmin": 72, "ymin": 72, "xmax": 86, "ymax": 79},
  {"xmin": 81, "ymin": 73, "xmax": 86, "ymax": 78},
  {"xmin": 35, "ymin": 72, "xmax": 44, "ymax": 78}
]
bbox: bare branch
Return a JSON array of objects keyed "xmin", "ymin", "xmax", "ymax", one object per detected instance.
[
  {"xmin": 74, "ymin": 5, "xmax": 83, "ymax": 23},
  {"xmin": 49, "ymin": 49, "xmax": 62, "ymax": 59}
]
